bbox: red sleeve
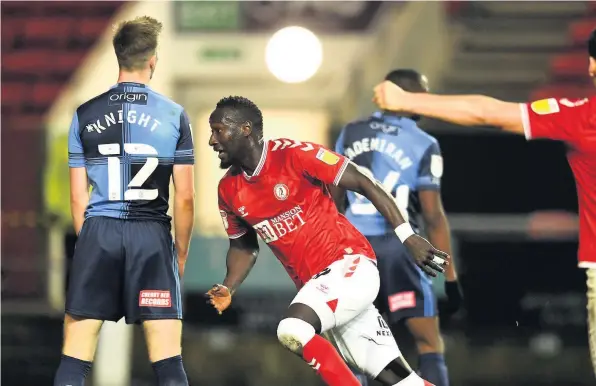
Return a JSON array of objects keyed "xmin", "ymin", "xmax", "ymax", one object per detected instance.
[
  {"xmin": 520, "ymin": 97, "xmax": 593, "ymax": 144},
  {"xmin": 290, "ymin": 142, "xmax": 350, "ymax": 186},
  {"xmin": 218, "ymin": 183, "xmax": 249, "ymax": 239}
]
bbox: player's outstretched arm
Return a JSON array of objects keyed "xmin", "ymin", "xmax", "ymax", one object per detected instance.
[
  {"xmin": 207, "ymin": 229, "xmax": 259, "ymax": 314},
  {"xmin": 223, "ymin": 229, "xmax": 260, "ymax": 294},
  {"xmin": 338, "ymin": 162, "xmax": 449, "ymax": 276},
  {"xmin": 209, "ymin": 230, "xmax": 260, "ymax": 313},
  {"xmin": 69, "ymin": 167, "xmax": 89, "ymax": 235},
  {"xmin": 172, "ymin": 164, "xmax": 195, "ymax": 278},
  {"xmin": 373, "ymin": 81, "xmax": 524, "ymax": 135}
]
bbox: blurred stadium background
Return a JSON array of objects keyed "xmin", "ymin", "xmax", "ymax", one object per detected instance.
[{"xmin": 1, "ymin": 1, "xmax": 595, "ymax": 385}]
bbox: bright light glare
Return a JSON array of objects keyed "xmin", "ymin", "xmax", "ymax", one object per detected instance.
[{"xmin": 265, "ymin": 26, "xmax": 323, "ymax": 84}]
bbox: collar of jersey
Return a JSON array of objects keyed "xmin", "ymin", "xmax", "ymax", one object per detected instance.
[
  {"xmin": 243, "ymin": 140, "xmax": 269, "ymax": 180},
  {"xmin": 110, "ymin": 82, "xmax": 150, "ymax": 89},
  {"xmin": 372, "ymin": 111, "xmax": 416, "ymax": 127}
]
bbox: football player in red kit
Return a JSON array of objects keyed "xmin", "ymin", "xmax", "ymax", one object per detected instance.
[
  {"xmin": 206, "ymin": 96, "xmax": 449, "ymax": 386},
  {"xmin": 372, "ymin": 27, "xmax": 596, "ymax": 378}
]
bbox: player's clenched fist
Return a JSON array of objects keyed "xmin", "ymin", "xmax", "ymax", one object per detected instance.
[
  {"xmin": 206, "ymin": 284, "xmax": 232, "ymax": 315},
  {"xmin": 404, "ymin": 234, "xmax": 450, "ymax": 277},
  {"xmin": 372, "ymin": 80, "xmax": 409, "ymax": 112}
]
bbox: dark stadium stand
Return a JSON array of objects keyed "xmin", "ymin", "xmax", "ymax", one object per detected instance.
[
  {"xmin": 442, "ymin": 2, "xmax": 590, "ymax": 104},
  {"xmin": 531, "ymin": 13, "xmax": 596, "ymax": 100},
  {"xmin": 1, "ymin": 3, "xmax": 123, "ymax": 382},
  {"xmin": 1, "ymin": 2, "xmax": 123, "ymax": 126},
  {"xmin": 1, "ymin": 1, "xmax": 123, "ymax": 298}
]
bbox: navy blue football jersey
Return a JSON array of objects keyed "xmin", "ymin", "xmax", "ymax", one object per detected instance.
[
  {"xmin": 68, "ymin": 82, "xmax": 194, "ymax": 222},
  {"xmin": 335, "ymin": 112, "xmax": 442, "ymax": 236}
]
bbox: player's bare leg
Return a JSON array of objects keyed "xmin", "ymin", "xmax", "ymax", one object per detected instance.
[
  {"xmin": 54, "ymin": 314, "xmax": 103, "ymax": 386},
  {"xmin": 276, "ymin": 303, "xmax": 361, "ymax": 386},
  {"xmin": 62, "ymin": 314, "xmax": 103, "ymax": 360},
  {"xmin": 405, "ymin": 317, "xmax": 449, "ymax": 386},
  {"xmin": 586, "ymin": 269, "xmax": 596, "ymax": 378},
  {"xmin": 143, "ymin": 319, "xmax": 183, "ymax": 361},
  {"xmin": 143, "ymin": 319, "xmax": 189, "ymax": 386}
]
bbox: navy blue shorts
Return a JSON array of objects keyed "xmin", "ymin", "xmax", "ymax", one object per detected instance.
[
  {"xmin": 367, "ymin": 234, "xmax": 437, "ymax": 324},
  {"xmin": 65, "ymin": 216, "xmax": 182, "ymax": 324}
]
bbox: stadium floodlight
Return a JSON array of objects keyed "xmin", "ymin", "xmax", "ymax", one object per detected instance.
[{"xmin": 265, "ymin": 26, "xmax": 323, "ymax": 84}]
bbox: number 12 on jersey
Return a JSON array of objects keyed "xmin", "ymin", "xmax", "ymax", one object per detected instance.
[
  {"xmin": 351, "ymin": 166, "xmax": 409, "ymax": 221},
  {"xmin": 98, "ymin": 143, "xmax": 159, "ymax": 201}
]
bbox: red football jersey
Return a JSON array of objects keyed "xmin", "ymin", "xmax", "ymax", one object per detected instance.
[
  {"xmin": 218, "ymin": 138, "xmax": 376, "ymax": 288},
  {"xmin": 520, "ymin": 97, "xmax": 596, "ymax": 267}
]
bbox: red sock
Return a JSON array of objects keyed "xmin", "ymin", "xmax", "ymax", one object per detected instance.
[{"xmin": 302, "ymin": 334, "xmax": 360, "ymax": 386}]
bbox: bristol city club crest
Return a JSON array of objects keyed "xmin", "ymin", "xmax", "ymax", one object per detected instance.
[{"xmin": 274, "ymin": 183, "xmax": 289, "ymax": 201}]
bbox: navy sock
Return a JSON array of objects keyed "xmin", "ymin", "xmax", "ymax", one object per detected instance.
[
  {"xmin": 53, "ymin": 354, "xmax": 92, "ymax": 386},
  {"xmin": 418, "ymin": 353, "xmax": 449, "ymax": 386},
  {"xmin": 151, "ymin": 355, "xmax": 189, "ymax": 386}
]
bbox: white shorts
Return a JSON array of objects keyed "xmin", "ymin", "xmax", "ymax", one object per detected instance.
[{"xmin": 291, "ymin": 254, "xmax": 402, "ymax": 378}]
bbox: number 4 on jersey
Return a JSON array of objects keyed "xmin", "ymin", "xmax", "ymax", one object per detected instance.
[
  {"xmin": 98, "ymin": 143, "xmax": 158, "ymax": 201},
  {"xmin": 352, "ymin": 165, "xmax": 409, "ymax": 221}
]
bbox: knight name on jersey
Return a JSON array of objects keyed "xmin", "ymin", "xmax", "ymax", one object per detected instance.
[
  {"xmin": 344, "ymin": 137, "xmax": 413, "ymax": 170},
  {"xmin": 253, "ymin": 205, "xmax": 306, "ymax": 244},
  {"xmin": 85, "ymin": 110, "xmax": 162, "ymax": 134}
]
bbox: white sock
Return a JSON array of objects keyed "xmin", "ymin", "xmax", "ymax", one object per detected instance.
[{"xmin": 393, "ymin": 372, "xmax": 428, "ymax": 386}]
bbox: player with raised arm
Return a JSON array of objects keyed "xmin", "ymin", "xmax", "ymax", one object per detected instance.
[
  {"xmin": 334, "ymin": 69, "xmax": 462, "ymax": 386},
  {"xmin": 54, "ymin": 17, "xmax": 195, "ymax": 386},
  {"xmin": 373, "ymin": 28, "xmax": 596, "ymax": 378},
  {"xmin": 206, "ymin": 96, "xmax": 449, "ymax": 386}
]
